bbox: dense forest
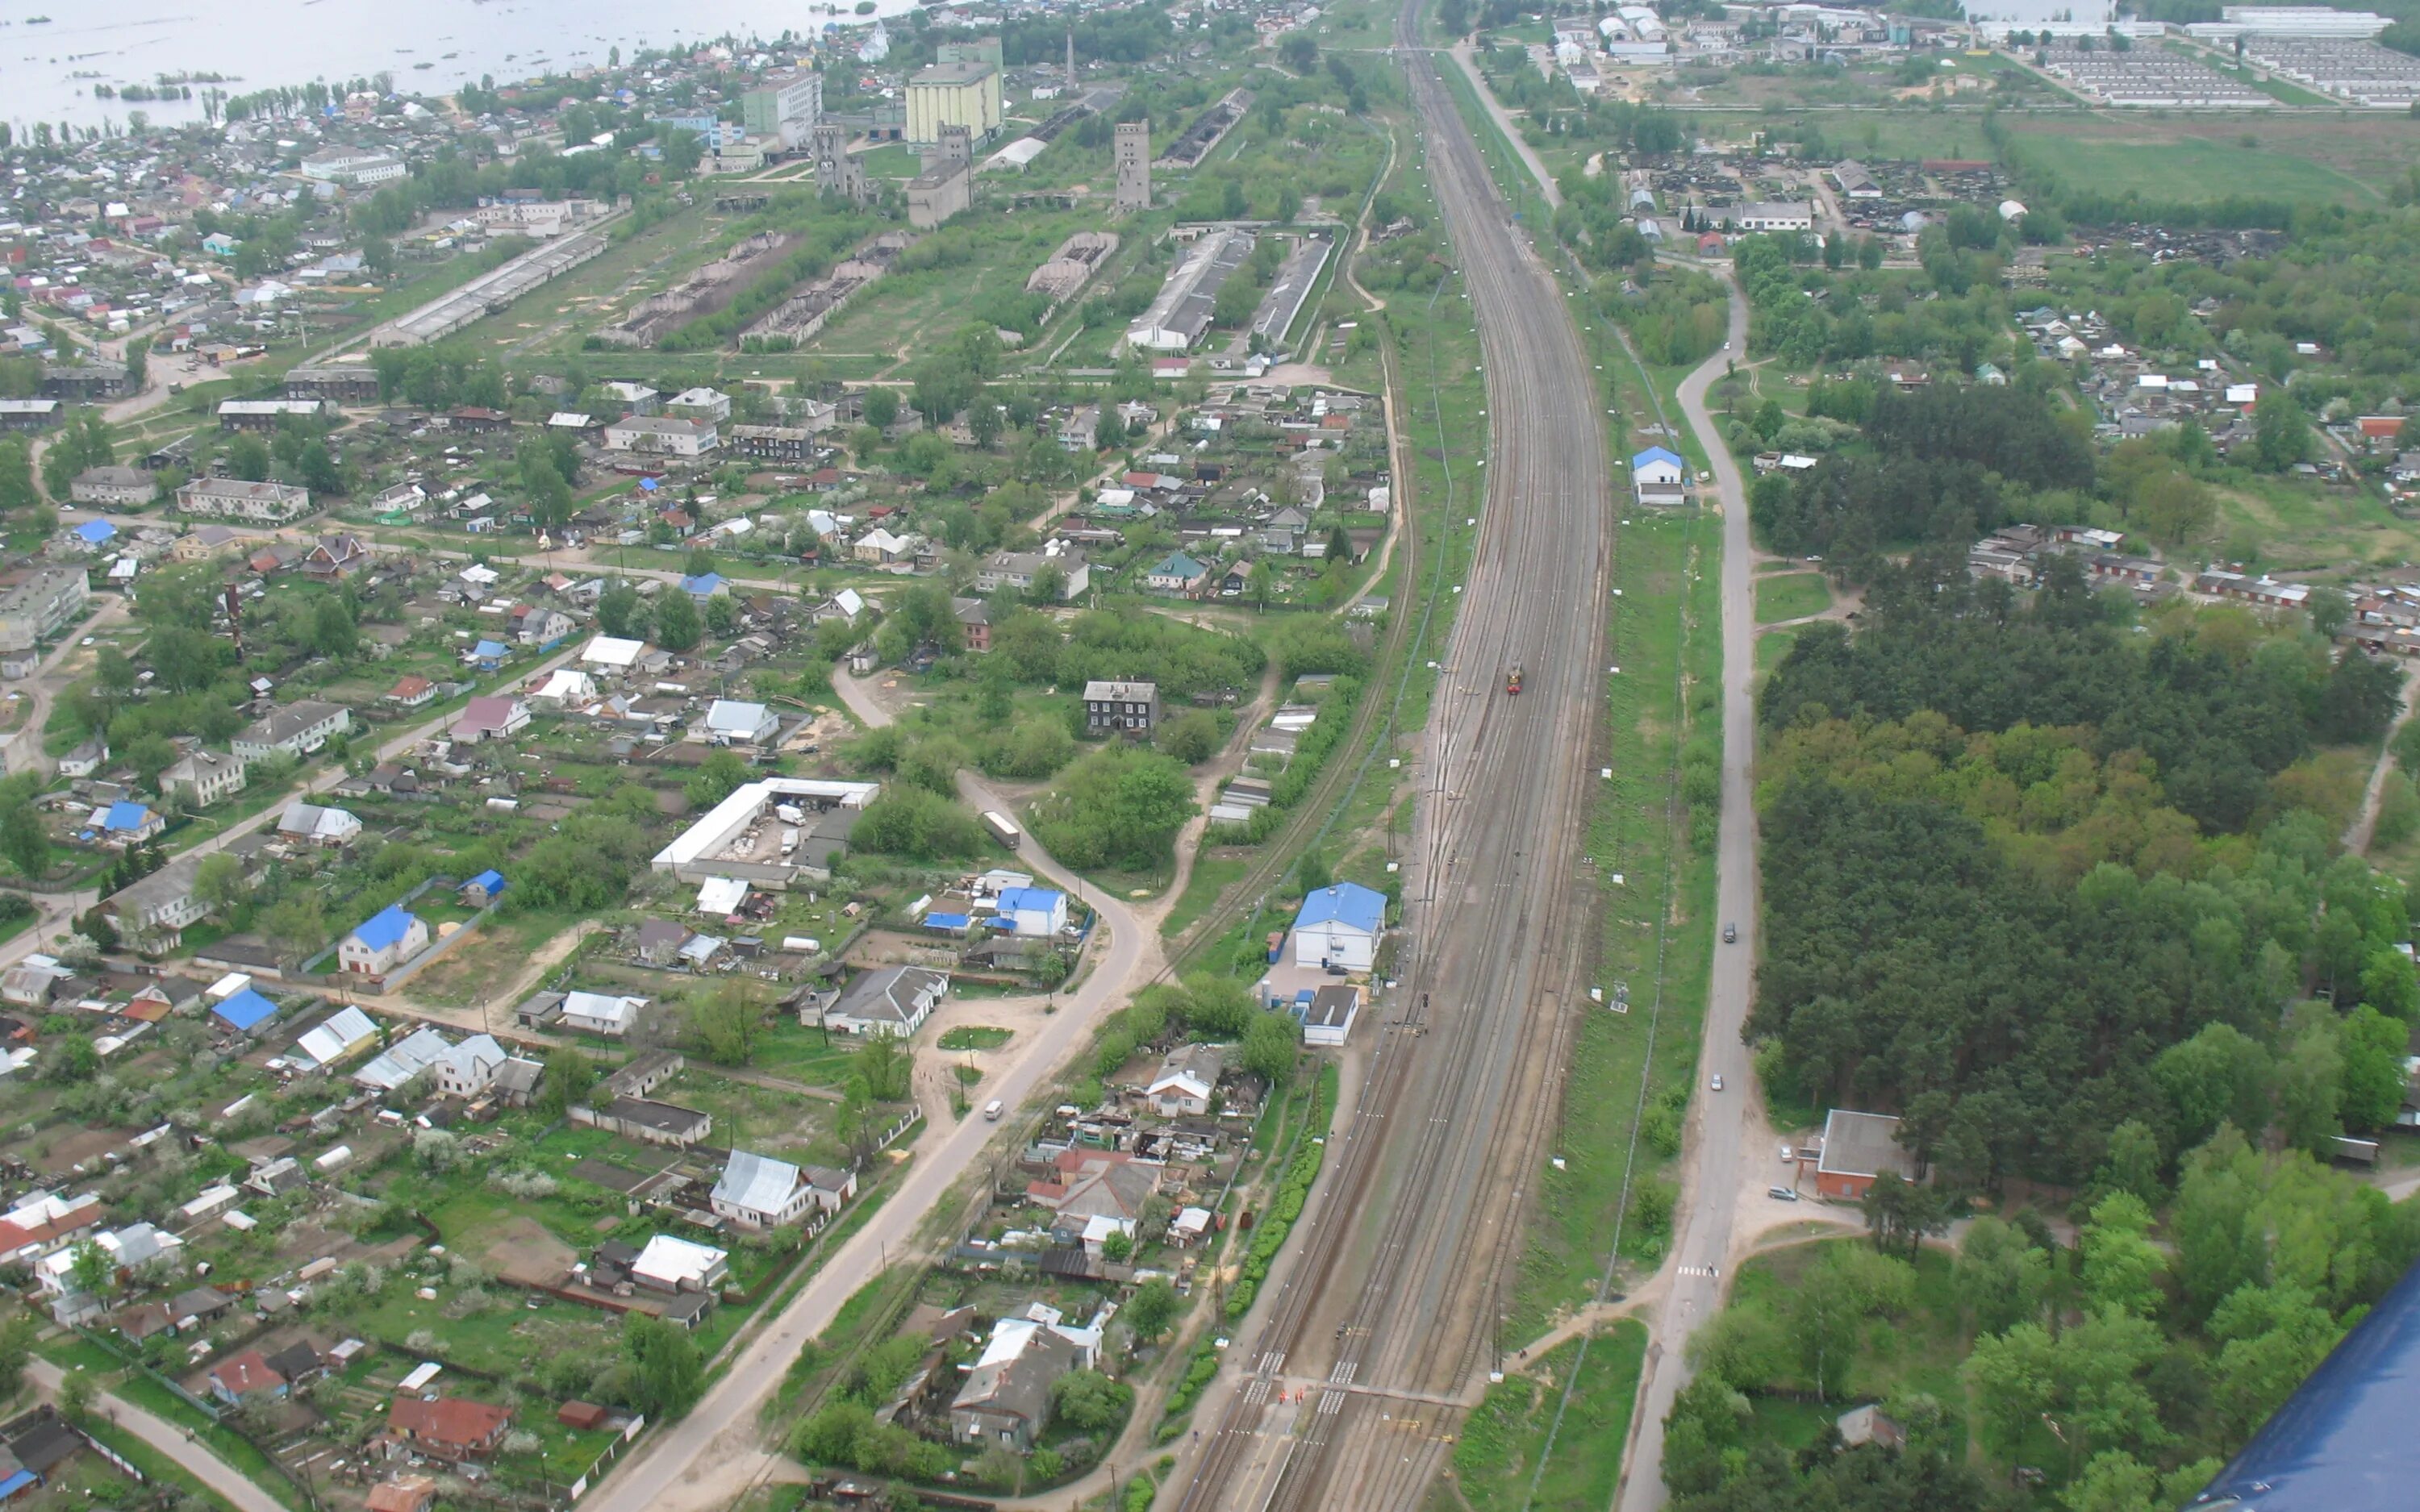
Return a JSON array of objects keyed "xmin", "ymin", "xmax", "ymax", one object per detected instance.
[{"xmin": 1755, "ymin": 551, "xmax": 2410, "ymax": 1187}]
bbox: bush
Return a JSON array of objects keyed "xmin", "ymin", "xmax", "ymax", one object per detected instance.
[
  {"xmin": 1030, "ymin": 745, "xmax": 1196, "ymax": 869},
  {"xmin": 854, "ymin": 789, "xmax": 987, "ymax": 859}
]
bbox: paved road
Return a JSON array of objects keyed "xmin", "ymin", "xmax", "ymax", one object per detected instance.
[
  {"xmin": 578, "ymin": 752, "xmax": 1160, "ymax": 1512},
  {"xmin": 1613, "ymin": 280, "xmax": 1760, "ymax": 1512},
  {"xmin": 27, "ymin": 1359, "xmax": 286, "ymax": 1512}
]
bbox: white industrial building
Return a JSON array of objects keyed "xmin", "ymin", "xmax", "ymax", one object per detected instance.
[{"xmin": 651, "ymin": 777, "xmax": 880, "ymax": 883}]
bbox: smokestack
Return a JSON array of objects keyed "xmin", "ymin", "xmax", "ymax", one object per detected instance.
[{"xmin": 1066, "ymin": 26, "xmax": 1077, "ymax": 95}]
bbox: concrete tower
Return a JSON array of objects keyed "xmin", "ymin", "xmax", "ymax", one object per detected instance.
[
  {"xmin": 1115, "ymin": 121, "xmax": 1151, "ymax": 212},
  {"xmin": 1066, "ymin": 27, "xmax": 1079, "ymax": 94}
]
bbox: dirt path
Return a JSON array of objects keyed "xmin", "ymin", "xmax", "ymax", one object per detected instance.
[
  {"xmin": 27, "ymin": 1360, "xmax": 286, "ymax": 1512},
  {"xmin": 2343, "ymin": 664, "xmax": 2420, "ymax": 854}
]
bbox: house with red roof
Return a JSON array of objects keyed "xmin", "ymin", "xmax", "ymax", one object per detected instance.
[{"xmin": 387, "ymin": 1396, "xmax": 513, "ymax": 1460}]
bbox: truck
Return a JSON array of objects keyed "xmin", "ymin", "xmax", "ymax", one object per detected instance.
[
  {"xmin": 1505, "ymin": 665, "xmax": 1524, "ymax": 696},
  {"xmin": 983, "ymin": 810, "xmax": 1022, "ymax": 850}
]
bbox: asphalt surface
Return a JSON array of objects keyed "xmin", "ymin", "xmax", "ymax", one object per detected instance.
[
  {"xmin": 1170, "ymin": 10, "xmax": 1614, "ymax": 1508},
  {"xmin": 27, "ymin": 1359, "xmax": 288, "ymax": 1512},
  {"xmin": 1613, "ymin": 281, "xmax": 1759, "ymax": 1512}
]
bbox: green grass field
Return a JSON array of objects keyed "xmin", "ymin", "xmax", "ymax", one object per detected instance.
[
  {"xmin": 1756, "ymin": 629, "xmax": 1800, "ymax": 673},
  {"xmin": 2002, "ymin": 123, "xmax": 2384, "ymax": 205},
  {"xmin": 1754, "ymin": 571, "xmax": 1833, "ymax": 624},
  {"xmin": 1451, "ymin": 1322, "xmax": 1649, "ymax": 1510}
]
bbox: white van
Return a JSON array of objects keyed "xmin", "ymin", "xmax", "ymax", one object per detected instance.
[{"xmin": 983, "ymin": 1099, "xmax": 1004, "ymax": 1122}]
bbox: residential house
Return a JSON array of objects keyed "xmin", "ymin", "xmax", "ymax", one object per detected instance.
[
  {"xmin": 1145, "ymin": 551, "xmax": 1211, "ymax": 596},
  {"xmin": 386, "ymin": 1397, "xmax": 512, "ymax": 1461},
  {"xmin": 1083, "ymin": 680, "xmax": 1158, "ymax": 736},
  {"xmin": 207, "ymin": 1350, "xmax": 287, "ymax": 1404},
  {"xmin": 703, "ymin": 700, "xmax": 778, "ymax": 745},
  {"xmin": 300, "ymin": 535, "xmax": 368, "ymax": 582},
  {"xmin": 1146, "ymin": 1043, "xmax": 1225, "ymax": 1117},
  {"xmin": 232, "ymin": 702, "xmax": 349, "ymax": 761},
  {"xmin": 435, "ymin": 1034, "xmax": 507, "ymax": 1098},
  {"xmin": 603, "ymin": 415, "xmax": 718, "ymax": 458},
  {"xmin": 632, "ymin": 919, "xmax": 693, "ymax": 966},
  {"xmin": 161, "ymin": 750, "xmax": 247, "ymax": 807},
  {"xmin": 101, "ymin": 855, "xmax": 207, "ymax": 950},
  {"xmin": 992, "ymin": 887, "xmax": 1067, "ymax": 938},
  {"xmin": 710, "ymin": 1151, "xmax": 822, "ymax": 1230},
  {"xmin": 952, "ymin": 596, "xmax": 993, "ymax": 652},
  {"xmin": 562, "ymin": 991, "xmax": 646, "ymax": 1037},
  {"xmin": 823, "ymin": 965, "xmax": 949, "ymax": 1038},
  {"xmin": 0, "ymin": 566, "xmax": 90, "ymax": 653},
  {"xmin": 1302, "ymin": 982, "xmax": 1361, "ymax": 1047},
  {"xmin": 1291, "ymin": 882, "xmax": 1385, "ymax": 971},
  {"xmin": 630, "ymin": 1234, "xmax": 728, "ymax": 1293},
  {"xmin": 949, "ymin": 1326, "xmax": 1083, "ymax": 1452},
  {"xmin": 338, "ymin": 906, "xmax": 428, "ymax": 976},
  {"xmin": 174, "ymin": 477, "xmax": 312, "ymax": 524},
  {"xmin": 366, "ymin": 1477, "xmax": 438, "ymax": 1512},
  {"xmin": 1025, "ymin": 1148, "xmax": 1160, "ymax": 1224},
  {"xmin": 974, "ymin": 548, "xmax": 1088, "ymax": 601},
  {"xmin": 96, "ymin": 801, "xmax": 163, "ymax": 845},
  {"xmin": 69, "ymin": 466, "xmax": 153, "ymax": 507},
  {"xmin": 277, "ymin": 802, "xmax": 361, "ymax": 847},
  {"xmin": 451, "ymin": 696, "xmax": 530, "ymax": 743}
]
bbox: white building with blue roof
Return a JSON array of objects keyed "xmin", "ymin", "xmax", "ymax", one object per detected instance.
[
  {"xmin": 993, "ymin": 887, "xmax": 1067, "ymax": 939},
  {"xmin": 337, "ymin": 904, "xmax": 428, "ymax": 976},
  {"xmin": 1290, "ymin": 882, "xmax": 1387, "ymax": 971},
  {"xmin": 1632, "ymin": 446, "xmax": 1687, "ymax": 506}
]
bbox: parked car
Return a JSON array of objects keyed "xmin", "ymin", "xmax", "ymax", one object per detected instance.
[
  {"xmin": 1709, "ymin": 1073, "xmax": 1724, "ymax": 1092},
  {"xmin": 1767, "ymin": 1186, "xmax": 1799, "ymax": 1202}
]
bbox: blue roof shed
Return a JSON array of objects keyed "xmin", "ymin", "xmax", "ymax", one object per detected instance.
[
  {"xmin": 472, "ymin": 639, "xmax": 507, "ymax": 664},
  {"xmin": 463, "ymin": 868, "xmax": 506, "ymax": 898},
  {"xmin": 75, "ymin": 519, "xmax": 116, "ymax": 544},
  {"xmin": 102, "ymin": 801, "xmax": 151, "ymax": 832},
  {"xmin": 213, "ymin": 988, "xmax": 278, "ymax": 1032}
]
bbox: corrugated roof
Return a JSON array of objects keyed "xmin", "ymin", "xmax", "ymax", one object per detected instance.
[{"xmin": 712, "ymin": 1150, "xmax": 803, "ymax": 1216}]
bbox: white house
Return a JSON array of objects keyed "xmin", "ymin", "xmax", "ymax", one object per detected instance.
[
  {"xmin": 992, "ymin": 887, "xmax": 1067, "ymax": 939},
  {"xmin": 161, "ymin": 751, "xmax": 248, "ymax": 808},
  {"xmin": 1631, "ymin": 446, "xmax": 1687, "ymax": 506},
  {"xmin": 710, "ymin": 1150, "xmax": 819, "ymax": 1230},
  {"xmin": 232, "ymin": 702, "xmax": 350, "ymax": 761},
  {"xmin": 562, "ymin": 991, "xmax": 646, "ymax": 1037},
  {"xmin": 277, "ymin": 802, "xmax": 362, "ymax": 847},
  {"xmin": 1146, "ymin": 1043, "xmax": 1223, "ymax": 1117},
  {"xmin": 824, "ymin": 966, "xmax": 948, "ymax": 1038},
  {"xmin": 337, "ymin": 905, "xmax": 428, "ymax": 976},
  {"xmin": 1291, "ymin": 883, "xmax": 1385, "ymax": 972},
  {"xmin": 703, "ymin": 700, "xmax": 779, "ymax": 745},
  {"xmin": 603, "ymin": 415, "xmax": 719, "ymax": 457},
  {"xmin": 436, "ymin": 1034, "xmax": 507, "ymax": 1098}
]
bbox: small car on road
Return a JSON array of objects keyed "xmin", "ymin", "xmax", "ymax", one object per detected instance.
[
  {"xmin": 1767, "ymin": 1186, "xmax": 1799, "ymax": 1202},
  {"xmin": 1709, "ymin": 1073, "xmax": 1724, "ymax": 1092},
  {"xmin": 1722, "ymin": 922, "xmax": 1738, "ymax": 943}
]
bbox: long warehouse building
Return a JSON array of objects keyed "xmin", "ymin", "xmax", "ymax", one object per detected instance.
[
  {"xmin": 1125, "ymin": 227, "xmax": 1254, "ymax": 352},
  {"xmin": 376, "ymin": 227, "xmax": 612, "ymax": 346}
]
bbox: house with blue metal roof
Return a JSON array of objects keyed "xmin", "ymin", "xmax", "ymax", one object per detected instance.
[
  {"xmin": 212, "ymin": 987, "xmax": 279, "ymax": 1033},
  {"xmin": 461, "ymin": 869, "xmax": 507, "ymax": 906},
  {"xmin": 469, "ymin": 639, "xmax": 508, "ymax": 670},
  {"xmin": 73, "ymin": 518, "xmax": 116, "ymax": 547},
  {"xmin": 994, "ymin": 887, "xmax": 1068, "ymax": 939},
  {"xmin": 98, "ymin": 800, "xmax": 161, "ymax": 844},
  {"xmin": 337, "ymin": 904, "xmax": 428, "ymax": 977},
  {"xmin": 679, "ymin": 573, "xmax": 727, "ymax": 600},
  {"xmin": 1290, "ymin": 882, "xmax": 1387, "ymax": 971}
]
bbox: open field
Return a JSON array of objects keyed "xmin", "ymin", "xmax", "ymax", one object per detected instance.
[
  {"xmin": 1449, "ymin": 1322, "xmax": 1649, "ymax": 1512},
  {"xmin": 2001, "ymin": 114, "xmax": 2397, "ymax": 203},
  {"xmin": 2213, "ymin": 472, "xmax": 2420, "ymax": 571},
  {"xmin": 1754, "ymin": 570, "xmax": 1830, "ymax": 624}
]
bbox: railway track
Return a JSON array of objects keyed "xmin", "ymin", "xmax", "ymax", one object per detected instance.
[{"xmin": 1172, "ymin": 0, "xmax": 1617, "ymax": 1506}]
